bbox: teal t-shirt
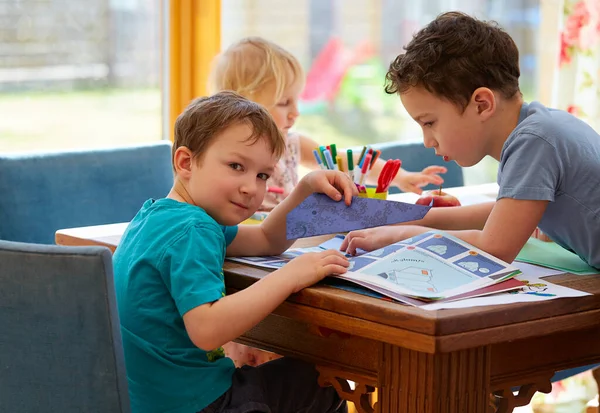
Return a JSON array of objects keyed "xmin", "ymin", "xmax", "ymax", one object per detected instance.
[{"xmin": 113, "ymin": 198, "xmax": 238, "ymax": 413}]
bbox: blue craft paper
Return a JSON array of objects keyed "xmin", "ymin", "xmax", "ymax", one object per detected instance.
[{"xmin": 286, "ymin": 193, "xmax": 431, "ymax": 240}]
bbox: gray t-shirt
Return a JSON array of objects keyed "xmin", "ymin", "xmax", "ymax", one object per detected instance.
[{"xmin": 497, "ymin": 101, "xmax": 600, "ymax": 269}]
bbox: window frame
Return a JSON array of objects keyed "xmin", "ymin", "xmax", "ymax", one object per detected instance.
[{"xmin": 168, "ymin": 0, "xmax": 221, "ymax": 140}]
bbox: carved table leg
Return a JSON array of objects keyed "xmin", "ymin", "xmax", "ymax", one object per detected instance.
[
  {"xmin": 492, "ymin": 373, "xmax": 553, "ymax": 413},
  {"xmin": 317, "ymin": 365, "xmax": 378, "ymax": 413},
  {"xmin": 377, "ymin": 343, "xmax": 491, "ymax": 413}
]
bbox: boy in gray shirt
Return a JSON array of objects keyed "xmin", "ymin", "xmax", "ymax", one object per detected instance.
[
  {"xmin": 498, "ymin": 101, "xmax": 600, "ymax": 267},
  {"xmin": 340, "ymin": 11, "xmax": 600, "ymax": 270}
]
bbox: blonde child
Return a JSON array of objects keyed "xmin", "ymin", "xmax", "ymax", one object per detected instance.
[
  {"xmin": 208, "ymin": 37, "xmax": 447, "ymax": 212},
  {"xmin": 113, "ymin": 91, "xmax": 353, "ymax": 413}
]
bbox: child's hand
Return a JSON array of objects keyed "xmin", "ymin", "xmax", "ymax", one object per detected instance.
[
  {"xmin": 341, "ymin": 225, "xmax": 424, "ymax": 255},
  {"xmin": 394, "ymin": 166, "xmax": 447, "ymax": 194},
  {"xmin": 299, "ymin": 170, "xmax": 358, "ymax": 206},
  {"xmin": 283, "ymin": 250, "xmax": 349, "ymax": 293}
]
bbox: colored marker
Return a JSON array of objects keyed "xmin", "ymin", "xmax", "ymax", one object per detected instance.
[
  {"xmin": 359, "ymin": 153, "xmax": 372, "ymax": 186},
  {"xmin": 267, "ymin": 186, "xmax": 284, "ymax": 194},
  {"xmin": 324, "ymin": 149, "xmax": 335, "ymax": 170},
  {"xmin": 318, "ymin": 146, "xmax": 327, "ymax": 164},
  {"xmin": 336, "ymin": 155, "xmax": 344, "ymax": 172},
  {"xmin": 357, "ymin": 146, "xmax": 367, "ymax": 168},
  {"xmin": 346, "ymin": 149, "xmax": 354, "ymax": 182},
  {"xmin": 370, "ymin": 149, "xmax": 381, "ymax": 169},
  {"xmin": 313, "ymin": 149, "xmax": 326, "ymax": 170}
]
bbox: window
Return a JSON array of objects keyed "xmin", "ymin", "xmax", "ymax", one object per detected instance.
[
  {"xmin": 0, "ymin": 0, "xmax": 165, "ymax": 153},
  {"xmin": 220, "ymin": 0, "xmax": 542, "ymax": 184}
]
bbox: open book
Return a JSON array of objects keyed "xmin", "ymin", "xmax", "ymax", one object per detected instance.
[{"xmin": 227, "ymin": 231, "xmax": 523, "ymax": 306}]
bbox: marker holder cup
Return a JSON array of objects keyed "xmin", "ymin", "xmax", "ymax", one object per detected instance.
[
  {"xmin": 242, "ymin": 211, "xmax": 268, "ymax": 225},
  {"xmin": 358, "ymin": 187, "xmax": 388, "ymax": 200}
]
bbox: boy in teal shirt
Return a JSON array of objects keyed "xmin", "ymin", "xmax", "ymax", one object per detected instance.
[
  {"xmin": 341, "ymin": 12, "xmax": 600, "ymax": 270},
  {"xmin": 113, "ymin": 91, "xmax": 354, "ymax": 413}
]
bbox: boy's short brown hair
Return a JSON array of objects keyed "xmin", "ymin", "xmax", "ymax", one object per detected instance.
[
  {"xmin": 385, "ymin": 12, "xmax": 521, "ymax": 109},
  {"xmin": 173, "ymin": 91, "xmax": 285, "ymax": 166}
]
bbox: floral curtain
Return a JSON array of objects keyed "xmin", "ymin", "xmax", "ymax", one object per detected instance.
[
  {"xmin": 554, "ymin": 0, "xmax": 600, "ymax": 130},
  {"xmin": 529, "ymin": 3, "xmax": 600, "ymax": 410}
]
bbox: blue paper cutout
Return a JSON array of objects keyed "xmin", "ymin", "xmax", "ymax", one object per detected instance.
[{"xmin": 286, "ymin": 193, "xmax": 431, "ymax": 240}]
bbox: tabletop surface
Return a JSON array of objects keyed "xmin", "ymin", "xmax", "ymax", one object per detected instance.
[{"xmin": 55, "ymin": 182, "xmax": 600, "ymax": 352}]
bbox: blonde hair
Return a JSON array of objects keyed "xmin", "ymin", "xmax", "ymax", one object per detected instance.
[{"xmin": 207, "ymin": 37, "xmax": 305, "ymax": 106}]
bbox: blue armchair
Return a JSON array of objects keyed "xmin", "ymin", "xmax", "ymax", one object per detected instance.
[
  {"xmin": 0, "ymin": 141, "xmax": 173, "ymax": 244},
  {"xmin": 0, "ymin": 240, "xmax": 130, "ymax": 412},
  {"xmin": 371, "ymin": 141, "xmax": 464, "ymax": 194}
]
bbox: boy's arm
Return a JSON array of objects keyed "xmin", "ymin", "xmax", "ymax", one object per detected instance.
[
  {"xmin": 343, "ymin": 199, "xmax": 547, "ymax": 263},
  {"xmin": 417, "ymin": 201, "xmax": 495, "ymax": 230},
  {"xmin": 226, "ymin": 170, "xmax": 357, "ymax": 257},
  {"xmin": 183, "ymin": 265, "xmax": 297, "ymax": 351},
  {"xmin": 184, "ymin": 249, "xmax": 349, "ymax": 350},
  {"xmin": 451, "ymin": 198, "xmax": 547, "ymax": 262}
]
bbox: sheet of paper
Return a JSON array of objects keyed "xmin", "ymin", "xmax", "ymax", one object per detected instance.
[
  {"xmin": 419, "ymin": 273, "xmax": 590, "ymax": 311},
  {"xmin": 516, "ymin": 238, "xmax": 598, "ymax": 275},
  {"xmin": 512, "ymin": 261, "xmax": 565, "ymax": 278},
  {"xmin": 286, "ymin": 193, "xmax": 430, "ymax": 239},
  {"xmin": 316, "ymin": 234, "xmax": 346, "ymax": 251}
]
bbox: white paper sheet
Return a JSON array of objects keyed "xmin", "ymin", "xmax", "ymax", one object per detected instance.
[{"xmin": 419, "ymin": 273, "xmax": 589, "ymax": 311}]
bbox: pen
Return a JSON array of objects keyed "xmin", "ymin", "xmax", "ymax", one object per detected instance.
[
  {"xmin": 370, "ymin": 149, "xmax": 381, "ymax": 169},
  {"xmin": 324, "ymin": 149, "xmax": 335, "ymax": 170},
  {"xmin": 336, "ymin": 155, "xmax": 344, "ymax": 172},
  {"xmin": 357, "ymin": 146, "xmax": 367, "ymax": 168},
  {"xmin": 312, "ymin": 149, "xmax": 326, "ymax": 170},
  {"xmin": 346, "ymin": 149, "xmax": 354, "ymax": 182},
  {"xmin": 267, "ymin": 186, "xmax": 284, "ymax": 194},
  {"xmin": 330, "ymin": 144, "xmax": 337, "ymax": 161},
  {"xmin": 359, "ymin": 153, "xmax": 372, "ymax": 186},
  {"xmin": 318, "ymin": 146, "xmax": 327, "ymax": 164}
]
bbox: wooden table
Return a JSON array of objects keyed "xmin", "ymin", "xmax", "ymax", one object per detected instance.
[{"xmin": 55, "ymin": 184, "xmax": 600, "ymax": 413}]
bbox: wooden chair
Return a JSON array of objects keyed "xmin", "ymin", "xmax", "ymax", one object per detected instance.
[{"xmin": 0, "ymin": 240, "xmax": 130, "ymax": 412}]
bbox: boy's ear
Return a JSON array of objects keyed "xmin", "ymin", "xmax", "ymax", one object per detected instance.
[
  {"xmin": 470, "ymin": 87, "xmax": 496, "ymax": 120},
  {"xmin": 173, "ymin": 147, "xmax": 194, "ymax": 178}
]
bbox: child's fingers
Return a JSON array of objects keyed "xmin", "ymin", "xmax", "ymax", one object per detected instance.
[
  {"xmin": 335, "ymin": 172, "xmax": 356, "ymax": 205},
  {"xmin": 319, "ymin": 248, "xmax": 349, "ymax": 260},
  {"xmin": 422, "ymin": 165, "xmax": 447, "ymax": 175},
  {"xmin": 323, "ymin": 263, "xmax": 349, "ymax": 276},
  {"xmin": 403, "ymin": 183, "xmax": 422, "ymax": 194},
  {"xmin": 346, "ymin": 235, "xmax": 372, "ymax": 255},
  {"xmin": 320, "ymin": 251, "xmax": 350, "ymax": 267},
  {"xmin": 418, "ymin": 173, "xmax": 444, "ymax": 185},
  {"xmin": 340, "ymin": 231, "xmax": 363, "ymax": 251},
  {"xmin": 321, "ymin": 178, "xmax": 343, "ymax": 202}
]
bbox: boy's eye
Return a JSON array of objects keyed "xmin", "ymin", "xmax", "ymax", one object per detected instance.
[
  {"xmin": 277, "ymin": 100, "xmax": 290, "ymax": 106},
  {"xmin": 257, "ymin": 173, "xmax": 270, "ymax": 181},
  {"xmin": 423, "ymin": 121, "xmax": 435, "ymax": 127},
  {"xmin": 229, "ymin": 163, "xmax": 243, "ymax": 171}
]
